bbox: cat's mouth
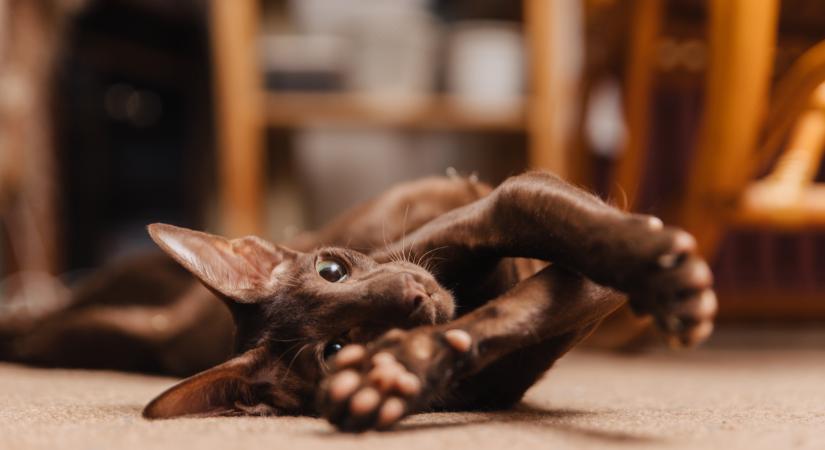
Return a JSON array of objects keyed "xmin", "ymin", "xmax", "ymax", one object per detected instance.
[
  {"xmin": 408, "ymin": 294, "xmax": 437, "ymax": 324},
  {"xmin": 408, "ymin": 291, "xmax": 454, "ymax": 326}
]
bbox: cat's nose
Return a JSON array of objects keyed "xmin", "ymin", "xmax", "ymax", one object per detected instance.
[{"xmin": 400, "ymin": 273, "xmax": 429, "ymax": 309}]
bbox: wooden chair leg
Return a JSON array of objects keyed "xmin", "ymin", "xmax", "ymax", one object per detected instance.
[
  {"xmin": 611, "ymin": 0, "xmax": 662, "ymax": 209},
  {"xmin": 524, "ymin": 0, "xmax": 583, "ymax": 180},
  {"xmin": 0, "ymin": 0, "xmax": 73, "ymax": 275},
  {"xmin": 681, "ymin": 0, "xmax": 779, "ymax": 257},
  {"xmin": 209, "ymin": 0, "xmax": 265, "ymax": 237}
]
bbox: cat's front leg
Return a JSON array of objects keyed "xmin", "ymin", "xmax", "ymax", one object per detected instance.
[
  {"xmin": 487, "ymin": 172, "xmax": 718, "ymax": 345},
  {"xmin": 378, "ymin": 171, "xmax": 717, "ymax": 347},
  {"xmin": 318, "ymin": 265, "xmax": 626, "ymax": 432},
  {"xmin": 318, "ymin": 327, "xmax": 473, "ymax": 432}
]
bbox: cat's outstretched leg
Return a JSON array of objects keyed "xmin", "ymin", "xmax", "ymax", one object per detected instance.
[
  {"xmin": 319, "ymin": 266, "xmax": 631, "ymax": 431},
  {"xmin": 373, "ymin": 171, "xmax": 716, "ymax": 347}
]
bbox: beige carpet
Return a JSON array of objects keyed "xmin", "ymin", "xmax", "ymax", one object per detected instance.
[{"xmin": 1, "ymin": 329, "xmax": 824, "ymax": 450}]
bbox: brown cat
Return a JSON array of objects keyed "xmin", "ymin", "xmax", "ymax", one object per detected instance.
[{"xmin": 0, "ymin": 172, "xmax": 716, "ymax": 432}]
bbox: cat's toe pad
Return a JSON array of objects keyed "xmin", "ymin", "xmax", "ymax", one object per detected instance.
[{"xmin": 323, "ymin": 348, "xmax": 420, "ymax": 431}]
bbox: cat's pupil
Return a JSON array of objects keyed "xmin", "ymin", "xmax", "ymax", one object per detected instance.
[
  {"xmin": 324, "ymin": 342, "xmax": 344, "ymax": 359},
  {"xmin": 316, "ymin": 260, "xmax": 347, "ymax": 282}
]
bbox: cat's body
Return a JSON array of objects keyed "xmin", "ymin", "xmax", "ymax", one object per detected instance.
[{"xmin": 0, "ymin": 172, "xmax": 715, "ymax": 431}]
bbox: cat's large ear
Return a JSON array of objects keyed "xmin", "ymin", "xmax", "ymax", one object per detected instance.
[
  {"xmin": 147, "ymin": 223, "xmax": 297, "ymax": 303},
  {"xmin": 142, "ymin": 346, "xmax": 273, "ymax": 419}
]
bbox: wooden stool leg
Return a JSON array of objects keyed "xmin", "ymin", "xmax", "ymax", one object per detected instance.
[
  {"xmin": 209, "ymin": 0, "xmax": 265, "ymax": 237},
  {"xmin": 524, "ymin": 0, "xmax": 583, "ymax": 180},
  {"xmin": 0, "ymin": 0, "xmax": 74, "ymax": 275},
  {"xmin": 682, "ymin": 0, "xmax": 778, "ymax": 257},
  {"xmin": 611, "ymin": 0, "xmax": 662, "ymax": 209}
]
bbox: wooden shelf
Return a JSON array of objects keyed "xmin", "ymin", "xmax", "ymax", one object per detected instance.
[
  {"xmin": 263, "ymin": 92, "xmax": 526, "ymax": 131},
  {"xmin": 211, "ymin": 0, "xmax": 568, "ymax": 237}
]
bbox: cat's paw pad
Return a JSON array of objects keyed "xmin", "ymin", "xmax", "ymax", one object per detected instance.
[
  {"xmin": 319, "ymin": 329, "xmax": 472, "ymax": 432},
  {"xmin": 623, "ymin": 222, "xmax": 717, "ymax": 347},
  {"xmin": 324, "ymin": 351, "xmax": 419, "ymax": 430}
]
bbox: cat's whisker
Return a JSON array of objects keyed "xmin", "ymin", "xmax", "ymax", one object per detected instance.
[
  {"xmin": 406, "ymin": 225, "xmax": 427, "ymax": 266},
  {"xmin": 270, "ymin": 340, "xmax": 308, "ymax": 373},
  {"xmin": 381, "ymin": 219, "xmax": 403, "ymax": 264},
  {"xmin": 281, "ymin": 342, "xmax": 312, "ymax": 383},
  {"xmin": 401, "ymin": 204, "xmax": 410, "ymax": 262},
  {"xmin": 424, "ymin": 256, "xmax": 448, "ymax": 276},
  {"xmin": 416, "ymin": 245, "xmax": 447, "ymax": 269}
]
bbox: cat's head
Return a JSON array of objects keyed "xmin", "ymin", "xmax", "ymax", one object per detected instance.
[{"xmin": 141, "ymin": 223, "xmax": 454, "ymax": 419}]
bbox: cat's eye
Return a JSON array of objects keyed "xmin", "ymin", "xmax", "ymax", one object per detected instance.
[
  {"xmin": 323, "ymin": 342, "xmax": 344, "ymax": 360},
  {"xmin": 316, "ymin": 259, "xmax": 348, "ymax": 282}
]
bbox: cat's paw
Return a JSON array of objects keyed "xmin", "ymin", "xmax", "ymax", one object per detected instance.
[
  {"xmin": 619, "ymin": 216, "xmax": 717, "ymax": 347},
  {"xmin": 318, "ymin": 328, "xmax": 472, "ymax": 432}
]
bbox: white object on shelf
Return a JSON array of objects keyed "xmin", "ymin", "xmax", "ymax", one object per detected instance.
[
  {"xmin": 259, "ymin": 33, "xmax": 350, "ymax": 74},
  {"xmin": 287, "ymin": 0, "xmax": 438, "ymax": 113},
  {"xmin": 446, "ymin": 21, "xmax": 524, "ymax": 120}
]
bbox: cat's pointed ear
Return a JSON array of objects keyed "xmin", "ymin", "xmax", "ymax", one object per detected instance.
[
  {"xmin": 142, "ymin": 346, "xmax": 272, "ymax": 419},
  {"xmin": 147, "ymin": 223, "xmax": 298, "ymax": 303}
]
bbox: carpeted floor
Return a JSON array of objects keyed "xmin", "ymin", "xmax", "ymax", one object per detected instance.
[{"xmin": 1, "ymin": 328, "xmax": 823, "ymax": 450}]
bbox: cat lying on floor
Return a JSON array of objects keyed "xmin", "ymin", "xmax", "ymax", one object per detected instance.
[{"xmin": 0, "ymin": 171, "xmax": 716, "ymax": 431}]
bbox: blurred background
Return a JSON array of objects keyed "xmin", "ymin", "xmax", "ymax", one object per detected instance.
[{"xmin": 2, "ymin": 0, "xmax": 825, "ymax": 332}]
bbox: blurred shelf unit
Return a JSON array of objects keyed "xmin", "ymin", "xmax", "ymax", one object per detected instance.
[
  {"xmin": 263, "ymin": 93, "xmax": 526, "ymax": 131},
  {"xmin": 211, "ymin": 0, "xmax": 566, "ymax": 236}
]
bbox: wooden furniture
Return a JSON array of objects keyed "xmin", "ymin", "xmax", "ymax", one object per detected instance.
[
  {"xmin": 614, "ymin": 0, "xmax": 781, "ymax": 238},
  {"xmin": 0, "ymin": 0, "xmax": 79, "ymax": 276},
  {"xmin": 616, "ymin": 0, "xmax": 825, "ymax": 248},
  {"xmin": 736, "ymin": 81, "xmax": 825, "ymax": 229},
  {"xmin": 611, "ymin": 0, "xmax": 661, "ymax": 207},
  {"xmin": 613, "ymin": 0, "xmax": 825, "ymax": 320},
  {"xmin": 681, "ymin": 0, "xmax": 780, "ymax": 255},
  {"xmin": 524, "ymin": 0, "xmax": 582, "ymax": 179},
  {"xmin": 208, "ymin": 0, "xmax": 579, "ymax": 237},
  {"xmin": 209, "ymin": 0, "xmax": 266, "ymax": 237}
]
